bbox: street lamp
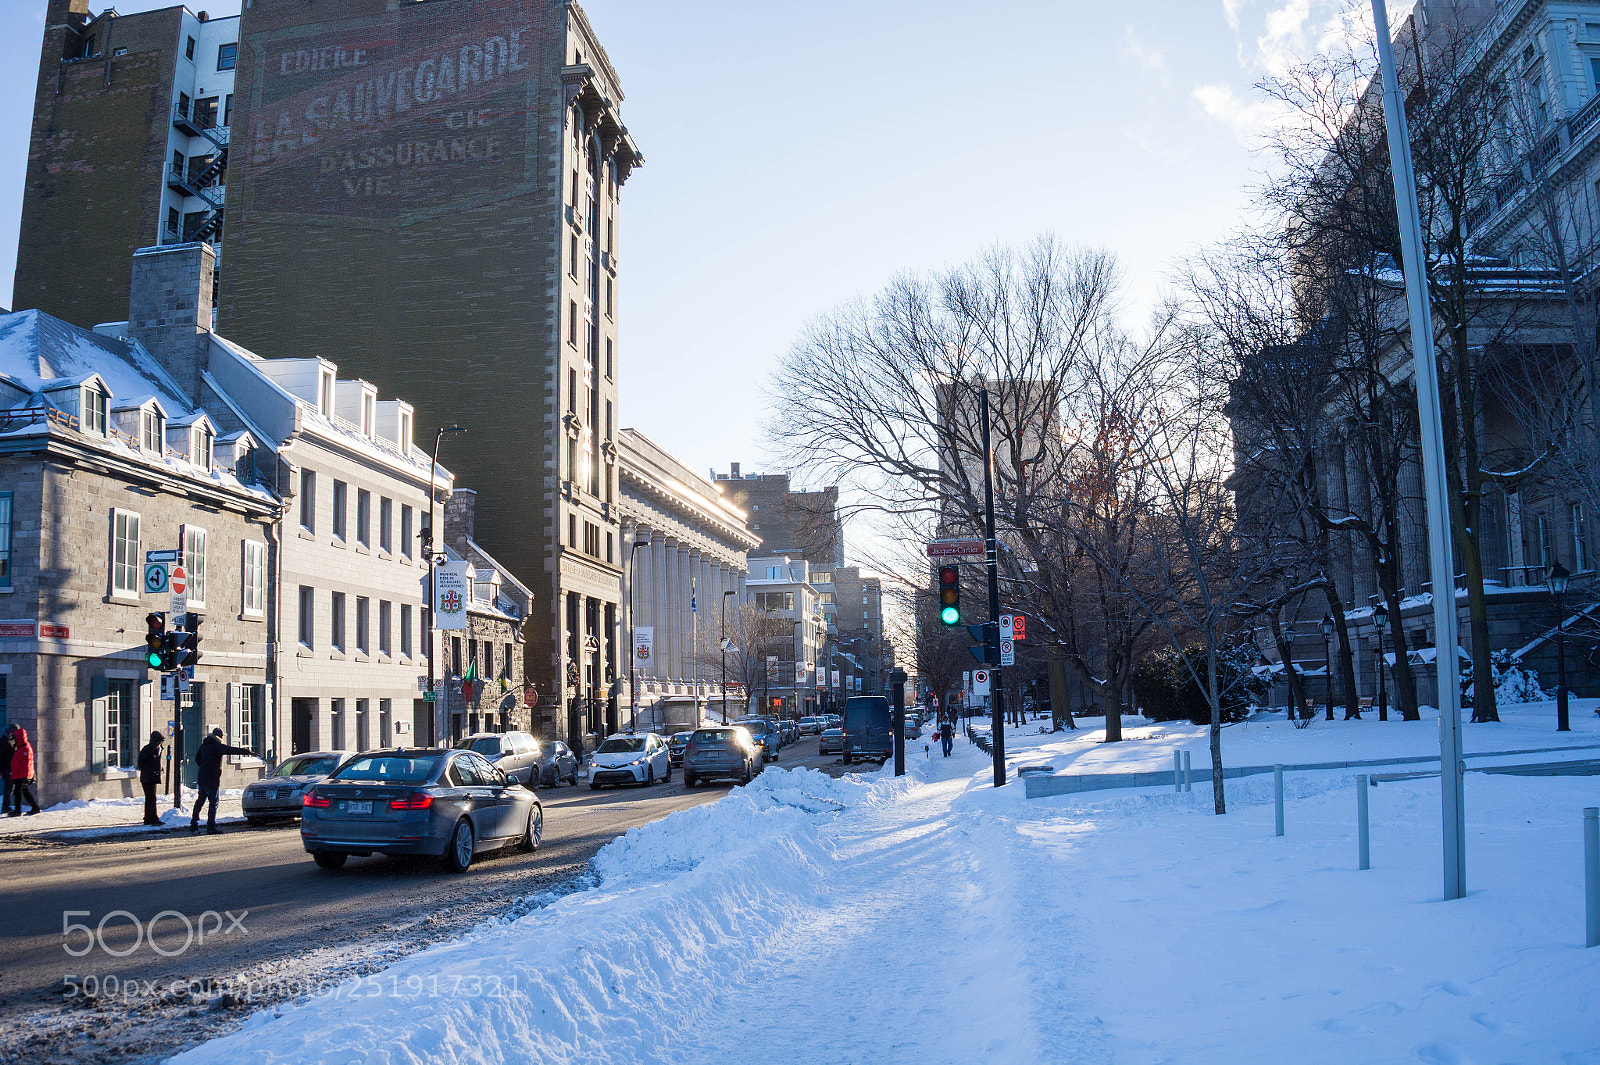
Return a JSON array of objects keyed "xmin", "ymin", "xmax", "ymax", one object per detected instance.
[
  {"xmin": 626, "ymin": 536, "xmax": 649, "ymax": 732},
  {"xmin": 423, "ymin": 426, "xmax": 466, "ymax": 746},
  {"xmin": 1372, "ymin": 602, "xmax": 1390, "ymax": 722},
  {"xmin": 1547, "ymin": 561, "xmax": 1571, "ymax": 732},
  {"xmin": 1282, "ymin": 626, "xmax": 1300, "ymax": 719},
  {"xmin": 721, "ymin": 589, "xmax": 737, "ymax": 723},
  {"xmin": 1320, "ymin": 614, "xmax": 1335, "ymax": 721}
]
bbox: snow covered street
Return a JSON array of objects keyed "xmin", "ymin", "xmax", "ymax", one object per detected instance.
[{"xmin": 168, "ymin": 715, "xmax": 1600, "ymax": 1065}]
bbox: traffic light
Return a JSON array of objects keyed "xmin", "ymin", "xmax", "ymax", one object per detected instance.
[
  {"xmin": 144, "ymin": 612, "xmax": 167, "ymax": 669},
  {"xmin": 175, "ymin": 615, "xmax": 202, "ymax": 670},
  {"xmin": 967, "ymin": 623, "xmax": 999, "ymax": 664},
  {"xmin": 938, "ymin": 566, "xmax": 961, "ymax": 625}
]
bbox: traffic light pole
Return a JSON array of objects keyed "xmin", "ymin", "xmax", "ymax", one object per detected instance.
[{"xmin": 979, "ymin": 389, "xmax": 1006, "ymax": 787}]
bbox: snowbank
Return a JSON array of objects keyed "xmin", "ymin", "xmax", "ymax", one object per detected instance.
[{"xmin": 0, "ymin": 787, "xmax": 247, "ymax": 839}]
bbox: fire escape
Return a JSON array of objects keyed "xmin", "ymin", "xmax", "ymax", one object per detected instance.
[{"xmin": 167, "ymin": 102, "xmax": 229, "ymax": 243}]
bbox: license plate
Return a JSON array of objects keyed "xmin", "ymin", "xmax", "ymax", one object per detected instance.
[{"xmin": 345, "ymin": 800, "xmax": 372, "ymax": 814}]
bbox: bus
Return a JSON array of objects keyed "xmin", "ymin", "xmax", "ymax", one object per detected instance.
[{"xmin": 842, "ymin": 695, "xmax": 894, "ymax": 764}]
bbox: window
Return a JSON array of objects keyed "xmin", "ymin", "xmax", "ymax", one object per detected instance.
[
  {"xmin": 243, "ymin": 540, "xmax": 265, "ymax": 616},
  {"xmin": 604, "ymin": 399, "xmax": 612, "ymax": 441},
  {"xmin": 569, "ymin": 514, "xmax": 578, "ymax": 548},
  {"xmin": 223, "ymin": 93, "xmax": 233, "ymax": 126},
  {"xmin": 569, "ymin": 368, "xmax": 578, "ymax": 412},
  {"xmin": 191, "ymin": 425, "xmax": 213, "ymax": 468},
  {"xmin": 195, "ymin": 96, "xmax": 218, "ymax": 128},
  {"xmin": 605, "ymin": 277, "xmax": 613, "ymax": 317},
  {"xmin": 331, "ymin": 591, "xmax": 346, "ymax": 650},
  {"xmin": 1537, "ymin": 513, "xmax": 1553, "ymax": 569},
  {"xmin": 1573, "ymin": 502, "xmax": 1589, "ymax": 570},
  {"xmin": 182, "ymin": 524, "xmax": 206, "ymax": 606},
  {"xmin": 105, "ymin": 679, "xmax": 137, "ymax": 770},
  {"xmin": 362, "ymin": 393, "xmax": 374, "ymax": 437},
  {"xmin": 172, "ymin": 148, "xmax": 184, "ymax": 177},
  {"xmin": 379, "ymin": 698, "xmax": 392, "ymax": 747},
  {"xmin": 217, "ymin": 42, "xmax": 236, "ymax": 70},
  {"xmin": 140, "ymin": 408, "xmax": 162, "ymax": 453},
  {"xmin": 112, "ymin": 510, "xmax": 141, "ymax": 596},
  {"xmin": 185, "ymin": 35, "xmax": 195, "ymax": 60},
  {"xmin": 0, "ymin": 494, "xmax": 15, "ymax": 586},
  {"xmin": 299, "ymin": 469, "xmax": 316, "ymax": 531},
  {"xmin": 451, "ymin": 635, "xmax": 462, "ymax": 676},
  {"xmin": 569, "ymin": 300, "xmax": 578, "ymax": 346},
  {"xmin": 379, "ymin": 600, "xmax": 392, "ymax": 656},
  {"xmin": 401, "ymin": 603, "xmax": 413, "ymax": 657},
  {"xmin": 570, "ymin": 234, "xmax": 578, "ymax": 277},
  {"xmin": 605, "ymin": 338, "xmax": 613, "ymax": 379},
  {"xmin": 356, "ymin": 489, "xmax": 371, "ymax": 546},
  {"xmin": 356, "ymin": 596, "xmax": 370, "ymax": 654},
  {"xmin": 355, "ymin": 698, "xmax": 370, "ymax": 751},
  {"xmin": 166, "ymin": 206, "xmax": 180, "ymax": 238},
  {"xmin": 331, "ymin": 699, "xmax": 346, "ymax": 749},
  {"xmin": 82, "ymin": 386, "xmax": 107, "ymax": 435},
  {"xmin": 504, "ymin": 643, "xmax": 515, "ymax": 680},
  {"xmin": 298, "ymin": 586, "xmax": 314, "ymax": 647},
  {"xmin": 177, "ymin": 91, "xmax": 190, "ymax": 119},
  {"xmin": 583, "ymin": 521, "xmax": 600, "ymax": 557},
  {"xmin": 606, "ymin": 531, "xmax": 614, "ymax": 563},
  {"xmin": 422, "ymin": 606, "xmax": 432, "ymax": 659},
  {"xmin": 332, "ymin": 480, "xmax": 347, "ymax": 539},
  {"xmin": 400, "ymin": 505, "xmax": 413, "ymax": 558},
  {"xmin": 319, "ymin": 369, "xmax": 334, "ymax": 417},
  {"xmin": 379, "ymin": 497, "xmax": 393, "ymax": 553}
]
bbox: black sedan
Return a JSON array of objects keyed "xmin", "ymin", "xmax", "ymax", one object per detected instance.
[{"xmin": 300, "ymin": 748, "xmax": 541, "ymax": 874}]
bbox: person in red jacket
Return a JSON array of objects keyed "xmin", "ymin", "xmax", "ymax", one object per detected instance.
[{"xmin": 8, "ymin": 725, "xmax": 40, "ymax": 816}]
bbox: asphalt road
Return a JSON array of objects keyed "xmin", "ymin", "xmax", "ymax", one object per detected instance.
[{"xmin": 0, "ymin": 735, "xmax": 851, "ymax": 1064}]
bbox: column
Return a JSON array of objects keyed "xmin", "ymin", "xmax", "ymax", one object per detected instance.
[
  {"xmin": 663, "ymin": 538, "xmax": 680, "ymax": 682},
  {"xmin": 650, "ymin": 532, "xmax": 666, "ymax": 682},
  {"xmin": 686, "ymin": 546, "xmax": 703, "ymax": 687}
]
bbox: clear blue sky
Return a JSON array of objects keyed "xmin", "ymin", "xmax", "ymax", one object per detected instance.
[{"xmin": 0, "ymin": 0, "xmax": 1374, "ymax": 486}]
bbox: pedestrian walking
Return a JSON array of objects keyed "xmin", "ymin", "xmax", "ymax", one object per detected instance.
[
  {"xmin": 940, "ymin": 719, "xmax": 954, "ymax": 757},
  {"xmin": 191, "ymin": 728, "xmax": 252, "ymax": 834},
  {"xmin": 137, "ymin": 731, "xmax": 165, "ymax": 826},
  {"xmin": 8, "ymin": 725, "xmax": 41, "ymax": 816},
  {"xmin": 0, "ymin": 724, "xmax": 14, "ymax": 811}
]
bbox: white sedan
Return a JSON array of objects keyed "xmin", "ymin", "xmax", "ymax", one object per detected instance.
[{"xmin": 588, "ymin": 733, "xmax": 672, "ymax": 788}]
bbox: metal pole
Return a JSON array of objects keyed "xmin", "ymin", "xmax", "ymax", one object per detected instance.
[
  {"xmin": 890, "ymin": 669, "xmax": 907, "ymax": 776},
  {"xmin": 1183, "ymin": 750, "xmax": 1192, "ymax": 793},
  {"xmin": 425, "ymin": 426, "xmax": 463, "ymax": 748},
  {"xmin": 1357, "ymin": 774, "xmax": 1371, "ymax": 870},
  {"xmin": 1585, "ymin": 807, "xmax": 1598, "ymax": 948},
  {"xmin": 1377, "ymin": 626, "xmax": 1389, "ymax": 722},
  {"xmin": 1324, "ymin": 632, "xmax": 1334, "ymax": 721},
  {"xmin": 1556, "ymin": 601, "xmax": 1571, "ymax": 732},
  {"xmin": 1371, "ymin": 0, "xmax": 1467, "ymax": 901},
  {"xmin": 722, "ymin": 590, "xmax": 735, "ymax": 725},
  {"xmin": 979, "ymin": 388, "xmax": 1006, "ymax": 787},
  {"xmin": 1174, "ymin": 751, "xmax": 1183, "ymax": 793},
  {"xmin": 628, "ymin": 538, "xmax": 646, "ymax": 733},
  {"xmin": 1274, "ymin": 764, "xmax": 1285, "ymax": 837}
]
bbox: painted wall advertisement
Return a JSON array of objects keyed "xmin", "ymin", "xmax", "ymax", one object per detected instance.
[
  {"xmin": 634, "ymin": 626, "xmax": 653, "ymax": 666},
  {"xmin": 433, "ymin": 561, "xmax": 470, "ymax": 630}
]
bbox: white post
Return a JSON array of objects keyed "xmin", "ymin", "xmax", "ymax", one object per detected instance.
[
  {"xmin": 1370, "ymin": 0, "xmax": 1466, "ymax": 903},
  {"xmin": 1358, "ymin": 774, "xmax": 1371, "ymax": 871},
  {"xmin": 1585, "ymin": 807, "xmax": 1598, "ymax": 948},
  {"xmin": 1174, "ymin": 751, "xmax": 1182, "ymax": 793},
  {"xmin": 1183, "ymin": 750, "xmax": 1192, "ymax": 793},
  {"xmin": 1274, "ymin": 764, "xmax": 1285, "ymax": 837}
]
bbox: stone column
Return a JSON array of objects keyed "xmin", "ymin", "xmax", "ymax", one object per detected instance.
[
  {"xmin": 662, "ymin": 538, "xmax": 680, "ymax": 682},
  {"xmin": 649, "ymin": 532, "xmax": 666, "ymax": 681},
  {"xmin": 686, "ymin": 546, "xmax": 703, "ymax": 688}
]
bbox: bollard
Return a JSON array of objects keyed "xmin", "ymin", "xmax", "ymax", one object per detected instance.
[
  {"xmin": 1182, "ymin": 750, "xmax": 1192, "ymax": 793},
  {"xmin": 1274, "ymin": 764, "xmax": 1285, "ymax": 837},
  {"xmin": 1357, "ymin": 774, "xmax": 1370, "ymax": 870},
  {"xmin": 1586, "ymin": 807, "xmax": 1599, "ymax": 948},
  {"xmin": 1174, "ymin": 751, "xmax": 1182, "ymax": 793}
]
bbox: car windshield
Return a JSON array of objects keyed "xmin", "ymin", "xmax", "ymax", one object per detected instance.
[
  {"xmin": 597, "ymin": 736, "xmax": 646, "ymax": 754},
  {"xmin": 668, "ymin": 734, "xmax": 690, "ymax": 744},
  {"xmin": 459, "ymin": 737, "xmax": 504, "ymax": 755},
  {"xmin": 332, "ymin": 755, "xmax": 441, "ymax": 783},
  {"xmin": 275, "ymin": 755, "xmax": 338, "ymax": 777},
  {"xmin": 694, "ymin": 729, "xmax": 737, "ymax": 742}
]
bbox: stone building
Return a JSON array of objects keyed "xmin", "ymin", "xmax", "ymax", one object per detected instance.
[
  {"xmin": 618, "ymin": 430, "xmax": 756, "ymax": 731},
  {"xmin": 0, "ymin": 308, "xmax": 276, "ymax": 806},
  {"xmin": 746, "ymin": 556, "xmax": 826, "ymax": 718},
  {"xmin": 713, "ymin": 464, "xmax": 843, "ymax": 568},
  {"xmin": 15, "ymin": 0, "xmax": 238, "ymax": 327},
  {"xmin": 441, "ymin": 488, "xmax": 534, "ymax": 738}
]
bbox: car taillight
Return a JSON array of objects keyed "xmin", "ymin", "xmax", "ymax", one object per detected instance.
[
  {"xmin": 685, "ymin": 744, "xmax": 697, "ymax": 755},
  {"xmin": 302, "ymin": 791, "xmax": 331, "ymax": 808},
  {"xmin": 389, "ymin": 792, "xmax": 432, "ymax": 810}
]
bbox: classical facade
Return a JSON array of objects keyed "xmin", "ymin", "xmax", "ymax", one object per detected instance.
[{"xmin": 618, "ymin": 430, "xmax": 756, "ymax": 730}]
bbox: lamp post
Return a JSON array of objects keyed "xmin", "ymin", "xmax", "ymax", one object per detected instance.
[
  {"xmin": 1547, "ymin": 561, "xmax": 1571, "ymax": 732},
  {"xmin": 626, "ymin": 535, "xmax": 648, "ymax": 732},
  {"xmin": 1283, "ymin": 626, "xmax": 1299, "ymax": 719},
  {"xmin": 1320, "ymin": 614, "xmax": 1336, "ymax": 721},
  {"xmin": 423, "ymin": 425, "xmax": 465, "ymax": 747},
  {"xmin": 721, "ymin": 589, "xmax": 737, "ymax": 724},
  {"xmin": 1373, "ymin": 602, "xmax": 1390, "ymax": 722}
]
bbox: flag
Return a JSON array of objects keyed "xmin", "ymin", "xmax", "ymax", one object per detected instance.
[{"xmin": 462, "ymin": 659, "xmax": 477, "ymax": 702}]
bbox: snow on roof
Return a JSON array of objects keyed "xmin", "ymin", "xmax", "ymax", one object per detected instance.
[{"xmin": 0, "ymin": 311, "xmax": 192, "ymax": 415}]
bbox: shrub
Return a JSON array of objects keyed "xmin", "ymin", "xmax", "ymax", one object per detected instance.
[{"xmin": 1133, "ymin": 643, "xmax": 1266, "ymax": 725}]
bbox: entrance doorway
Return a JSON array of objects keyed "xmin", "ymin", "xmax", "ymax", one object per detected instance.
[{"xmin": 291, "ymin": 699, "xmax": 316, "ymax": 754}]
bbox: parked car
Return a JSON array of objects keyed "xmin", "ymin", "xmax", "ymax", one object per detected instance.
[
  {"xmin": 532, "ymin": 739, "xmax": 580, "ymax": 788},
  {"xmin": 683, "ymin": 726, "xmax": 762, "ymax": 786},
  {"xmin": 784, "ymin": 718, "xmax": 800, "ymax": 743},
  {"xmin": 301, "ymin": 748, "xmax": 542, "ymax": 873},
  {"xmin": 243, "ymin": 751, "xmax": 350, "ymax": 823},
  {"xmin": 738, "ymin": 719, "xmax": 781, "ymax": 762},
  {"xmin": 798, "ymin": 716, "xmax": 822, "ymax": 736},
  {"xmin": 454, "ymin": 732, "xmax": 542, "ymax": 786},
  {"xmin": 666, "ymin": 731, "xmax": 693, "ymax": 766},
  {"xmin": 589, "ymin": 733, "xmax": 672, "ymax": 788},
  {"xmin": 901, "ymin": 719, "xmax": 922, "ymax": 740},
  {"xmin": 818, "ymin": 727, "xmax": 844, "ymax": 755},
  {"xmin": 843, "ymin": 695, "xmax": 894, "ymax": 764}
]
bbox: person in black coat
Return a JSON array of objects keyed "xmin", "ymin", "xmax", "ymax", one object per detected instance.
[
  {"xmin": 190, "ymin": 728, "xmax": 253, "ymax": 834},
  {"xmin": 136, "ymin": 731, "xmax": 165, "ymax": 826},
  {"xmin": 0, "ymin": 725, "xmax": 14, "ymax": 813}
]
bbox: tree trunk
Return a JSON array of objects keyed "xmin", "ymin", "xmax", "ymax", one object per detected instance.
[
  {"xmin": 1268, "ymin": 612, "xmax": 1308, "ymax": 717},
  {"xmin": 1206, "ymin": 639, "xmax": 1226, "ymax": 815},
  {"xmin": 1048, "ymin": 654, "xmax": 1074, "ymax": 731},
  {"xmin": 1320, "ymin": 581, "xmax": 1362, "ymax": 719}
]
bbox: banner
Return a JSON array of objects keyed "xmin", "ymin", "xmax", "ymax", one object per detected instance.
[
  {"xmin": 831, "ymin": 669, "xmax": 840, "ymax": 688},
  {"xmin": 433, "ymin": 561, "xmax": 469, "ymax": 630},
  {"xmin": 794, "ymin": 661, "xmax": 807, "ymax": 684},
  {"xmin": 634, "ymin": 626, "xmax": 653, "ymax": 666}
]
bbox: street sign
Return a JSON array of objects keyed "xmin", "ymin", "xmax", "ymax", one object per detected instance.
[
  {"xmin": 999, "ymin": 615, "xmax": 1013, "ymax": 637},
  {"xmin": 160, "ymin": 675, "xmax": 175, "ymax": 702},
  {"xmin": 1012, "ymin": 615, "xmax": 1026, "ymax": 641},
  {"xmin": 145, "ymin": 549, "xmax": 178, "ymax": 564},
  {"xmin": 973, "ymin": 669, "xmax": 991, "ymax": 696},
  {"xmin": 927, "ymin": 539, "xmax": 985, "ymax": 558},
  {"xmin": 423, "ymin": 691, "xmax": 438, "ymax": 702},
  {"xmin": 169, "ymin": 565, "xmax": 188, "ymax": 615},
  {"xmin": 1000, "ymin": 637, "xmax": 1015, "ymax": 666},
  {"xmin": 418, "ymin": 675, "xmax": 429, "ymax": 691},
  {"xmin": 144, "ymin": 562, "xmax": 170, "ymax": 594}
]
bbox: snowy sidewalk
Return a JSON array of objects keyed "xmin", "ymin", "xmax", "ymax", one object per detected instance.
[{"xmin": 0, "ymin": 788, "xmax": 247, "ymax": 840}]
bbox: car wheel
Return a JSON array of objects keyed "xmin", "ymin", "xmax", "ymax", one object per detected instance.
[
  {"xmin": 247, "ymin": 817, "xmax": 267, "ymax": 826},
  {"xmin": 742, "ymin": 762, "xmax": 753, "ymax": 785},
  {"xmin": 664, "ymin": 763, "xmax": 672, "ymax": 783},
  {"xmin": 645, "ymin": 765, "xmax": 655, "ymax": 786},
  {"xmin": 590, "ymin": 780, "xmax": 601, "ymax": 790},
  {"xmin": 313, "ymin": 851, "xmax": 347, "ymax": 870},
  {"xmin": 566, "ymin": 766, "xmax": 578, "ymax": 786},
  {"xmin": 519, "ymin": 804, "xmax": 543, "ymax": 852},
  {"xmin": 684, "ymin": 771, "xmax": 697, "ymax": 788},
  {"xmin": 442, "ymin": 819, "xmax": 475, "ymax": 873}
]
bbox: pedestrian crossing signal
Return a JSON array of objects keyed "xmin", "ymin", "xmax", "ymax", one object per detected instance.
[{"xmin": 938, "ymin": 567, "xmax": 960, "ymax": 626}]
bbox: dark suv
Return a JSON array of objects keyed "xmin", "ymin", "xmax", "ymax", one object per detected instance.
[{"xmin": 454, "ymin": 732, "xmax": 540, "ymax": 786}]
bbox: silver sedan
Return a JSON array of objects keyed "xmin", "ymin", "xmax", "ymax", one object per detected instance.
[{"xmin": 243, "ymin": 751, "xmax": 350, "ymax": 823}]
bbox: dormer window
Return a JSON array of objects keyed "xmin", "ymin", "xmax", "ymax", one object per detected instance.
[
  {"xmin": 474, "ymin": 578, "xmax": 493, "ymax": 604},
  {"xmin": 362, "ymin": 392, "xmax": 375, "ymax": 438},
  {"xmin": 191, "ymin": 425, "xmax": 213, "ymax": 468},
  {"xmin": 399, "ymin": 411, "xmax": 412, "ymax": 453},
  {"xmin": 81, "ymin": 386, "xmax": 107, "ymax": 435},
  {"xmin": 140, "ymin": 409, "xmax": 164, "ymax": 453},
  {"xmin": 319, "ymin": 369, "xmax": 335, "ymax": 418}
]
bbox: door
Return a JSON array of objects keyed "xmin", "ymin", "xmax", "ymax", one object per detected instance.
[
  {"xmin": 467, "ymin": 752, "xmax": 516, "ymax": 838},
  {"xmin": 179, "ymin": 698, "xmax": 201, "ymax": 786},
  {"xmin": 291, "ymin": 699, "xmax": 315, "ymax": 754}
]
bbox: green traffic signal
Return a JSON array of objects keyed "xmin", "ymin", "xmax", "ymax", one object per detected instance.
[
  {"xmin": 937, "ymin": 566, "xmax": 960, "ymax": 626},
  {"xmin": 940, "ymin": 604, "xmax": 960, "ymax": 624}
]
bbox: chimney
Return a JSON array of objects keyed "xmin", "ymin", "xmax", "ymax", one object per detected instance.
[
  {"xmin": 731, "ymin": 461, "xmax": 741, "ymax": 479},
  {"xmin": 127, "ymin": 243, "xmax": 215, "ymax": 401},
  {"xmin": 444, "ymin": 488, "xmax": 477, "ymax": 550}
]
